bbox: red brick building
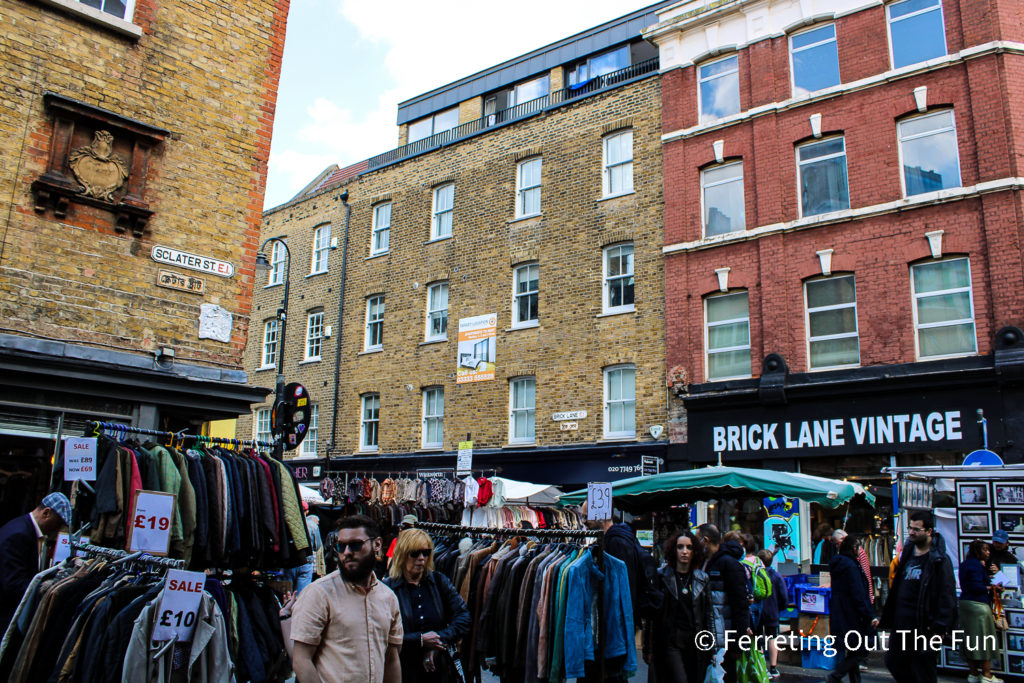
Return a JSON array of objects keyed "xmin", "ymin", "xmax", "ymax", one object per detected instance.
[{"xmin": 646, "ymin": 0, "xmax": 1024, "ymax": 484}]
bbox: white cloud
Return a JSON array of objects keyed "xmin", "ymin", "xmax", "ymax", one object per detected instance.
[{"xmin": 264, "ymin": 0, "xmax": 645, "ymax": 209}]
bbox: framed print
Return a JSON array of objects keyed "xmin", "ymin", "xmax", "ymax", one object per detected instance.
[
  {"xmin": 957, "ymin": 482, "xmax": 989, "ymax": 507},
  {"xmin": 944, "ymin": 647, "xmax": 967, "ymax": 669},
  {"xmin": 1000, "ymin": 565, "xmax": 1022, "ymax": 591},
  {"xmin": 959, "ymin": 510, "xmax": 993, "ymax": 538},
  {"xmin": 997, "ymin": 510, "xmax": 1024, "ymax": 534},
  {"xmin": 1007, "ymin": 633, "xmax": 1024, "ymax": 653},
  {"xmin": 1007, "ymin": 608, "xmax": 1024, "ymax": 630},
  {"xmin": 995, "ymin": 482, "xmax": 1024, "ymax": 506},
  {"xmin": 992, "ymin": 655, "xmax": 1005, "ymax": 674},
  {"xmin": 1009, "ymin": 654, "xmax": 1024, "ymax": 676}
]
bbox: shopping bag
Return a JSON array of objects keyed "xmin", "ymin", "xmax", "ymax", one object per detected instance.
[
  {"xmin": 994, "ymin": 592, "xmax": 1008, "ymax": 631},
  {"xmin": 703, "ymin": 649, "xmax": 726, "ymax": 683},
  {"xmin": 736, "ymin": 648, "xmax": 770, "ymax": 683}
]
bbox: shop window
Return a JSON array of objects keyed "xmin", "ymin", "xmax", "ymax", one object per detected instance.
[
  {"xmin": 603, "ymin": 130, "xmax": 634, "ymax": 197},
  {"xmin": 509, "ymin": 377, "xmax": 536, "ymax": 444},
  {"xmin": 790, "ymin": 24, "xmax": 840, "ymax": 96},
  {"xmin": 898, "ymin": 110, "xmax": 960, "ymax": 197},
  {"xmin": 702, "ymin": 162, "xmax": 745, "ymax": 237},
  {"xmin": 805, "ymin": 275, "xmax": 860, "ymax": 369},
  {"xmin": 604, "ymin": 365, "xmax": 636, "ymax": 439},
  {"xmin": 603, "ymin": 243, "xmax": 635, "ymax": 314},
  {"xmin": 360, "ymin": 394, "xmax": 380, "ymax": 452},
  {"xmin": 422, "ymin": 387, "xmax": 444, "ymax": 449},
  {"xmin": 425, "ymin": 282, "xmax": 449, "ymax": 341},
  {"xmin": 516, "ymin": 158, "xmax": 542, "ymax": 218},
  {"xmin": 798, "ymin": 137, "xmax": 849, "ymax": 217},
  {"xmin": 365, "ymin": 296, "xmax": 385, "ymax": 350},
  {"xmin": 431, "ymin": 184, "xmax": 454, "ymax": 239},
  {"xmin": 371, "ymin": 202, "xmax": 391, "ymax": 255},
  {"xmin": 888, "ymin": 0, "xmax": 947, "ymax": 69},
  {"xmin": 706, "ymin": 291, "xmax": 751, "ymax": 380},
  {"xmin": 698, "ymin": 55, "xmax": 740, "ymax": 124},
  {"xmin": 513, "ymin": 263, "xmax": 539, "ymax": 327},
  {"xmin": 911, "ymin": 257, "xmax": 976, "ymax": 358}
]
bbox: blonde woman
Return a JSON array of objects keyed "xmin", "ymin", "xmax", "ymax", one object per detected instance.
[{"xmin": 383, "ymin": 529, "xmax": 470, "ymax": 683}]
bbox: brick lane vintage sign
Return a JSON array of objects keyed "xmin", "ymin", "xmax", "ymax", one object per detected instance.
[
  {"xmin": 151, "ymin": 245, "xmax": 234, "ymax": 278},
  {"xmin": 156, "ymin": 269, "xmax": 205, "ymax": 294}
]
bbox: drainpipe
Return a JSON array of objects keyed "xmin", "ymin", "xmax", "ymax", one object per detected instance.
[{"xmin": 327, "ymin": 190, "xmax": 351, "ymax": 466}]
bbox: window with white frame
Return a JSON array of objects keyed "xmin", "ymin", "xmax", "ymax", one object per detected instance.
[
  {"xmin": 604, "ymin": 365, "xmax": 636, "ymax": 439},
  {"xmin": 299, "ymin": 404, "xmax": 318, "ymax": 457},
  {"xmin": 790, "ymin": 24, "xmax": 840, "ymax": 96},
  {"xmin": 365, "ymin": 296, "xmax": 384, "ymax": 350},
  {"xmin": 603, "ymin": 130, "xmax": 634, "ymax": 197},
  {"xmin": 422, "ymin": 387, "xmax": 444, "ymax": 449},
  {"xmin": 267, "ymin": 241, "xmax": 286, "ymax": 286},
  {"xmin": 513, "ymin": 263, "xmax": 539, "ymax": 326},
  {"xmin": 603, "ymin": 244, "xmax": 635, "ymax": 313},
  {"xmin": 888, "ymin": 0, "xmax": 947, "ymax": 69},
  {"xmin": 408, "ymin": 107, "xmax": 459, "ymax": 143},
  {"xmin": 78, "ymin": 0, "xmax": 135, "ymax": 20},
  {"xmin": 310, "ymin": 224, "xmax": 330, "ymax": 274},
  {"xmin": 912, "ymin": 257, "xmax": 976, "ymax": 358},
  {"xmin": 516, "ymin": 158, "xmax": 542, "ymax": 218},
  {"xmin": 805, "ymin": 275, "xmax": 860, "ymax": 369},
  {"xmin": 360, "ymin": 395, "xmax": 380, "ymax": 451},
  {"xmin": 426, "ymin": 283, "xmax": 449, "ymax": 341},
  {"xmin": 509, "ymin": 377, "xmax": 536, "ymax": 444},
  {"xmin": 371, "ymin": 202, "xmax": 391, "ymax": 255},
  {"xmin": 898, "ymin": 110, "xmax": 960, "ymax": 196},
  {"xmin": 255, "ymin": 408, "xmax": 271, "ymax": 444},
  {"xmin": 706, "ymin": 292, "xmax": 751, "ymax": 380},
  {"xmin": 702, "ymin": 162, "xmax": 745, "ymax": 237},
  {"xmin": 305, "ymin": 311, "xmax": 324, "ymax": 361},
  {"xmin": 698, "ymin": 55, "xmax": 740, "ymax": 124},
  {"xmin": 432, "ymin": 184, "xmax": 454, "ymax": 239},
  {"xmin": 261, "ymin": 319, "xmax": 279, "ymax": 368},
  {"xmin": 798, "ymin": 137, "xmax": 849, "ymax": 217}
]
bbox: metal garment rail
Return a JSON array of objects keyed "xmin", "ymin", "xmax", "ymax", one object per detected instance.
[
  {"xmin": 69, "ymin": 540, "xmax": 186, "ymax": 569},
  {"xmin": 414, "ymin": 521, "xmax": 601, "ymax": 539},
  {"xmin": 88, "ymin": 420, "xmax": 275, "ymax": 450}
]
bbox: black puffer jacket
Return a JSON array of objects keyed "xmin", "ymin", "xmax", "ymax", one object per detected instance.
[
  {"xmin": 604, "ymin": 523, "xmax": 659, "ymax": 621},
  {"xmin": 880, "ymin": 531, "xmax": 956, "ymax": 635},
  {"xmin": 705, "ymin": 540, "xmax": 750, "ymax": 647}
]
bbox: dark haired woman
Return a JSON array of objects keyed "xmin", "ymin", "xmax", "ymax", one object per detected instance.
[
  {"xmin": 959, "ymin": 539, "xmax": 1001, "ymax": 683},
  {"xmin": 645, "ymin": 530, "xmax": 708, "ymax": 682},
  {"xmin": 827, "ymin": 533, "xmax": 877, "ymax": 683}
]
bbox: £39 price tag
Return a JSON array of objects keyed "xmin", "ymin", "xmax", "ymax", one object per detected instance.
[
  {"xmin": 152, "ymin": 569, "xmax": 206, "ymax": 642},
  {"xmin": 586, "ymin": 482, "xmax": 612, "ymax": 521},
  {"xmin": 128, "ymin": 490, "xmax": 176, "ymax": 555},
  {"xmin": 64, "ymin": 437, "xmax": 97, "ymax": 481}
]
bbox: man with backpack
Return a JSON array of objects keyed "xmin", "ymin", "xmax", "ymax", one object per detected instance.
[{"xmin": 697, "ymin": 524, "xmax": 750, "ymax": 683}]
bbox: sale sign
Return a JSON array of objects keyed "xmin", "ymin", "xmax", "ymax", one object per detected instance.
[
  {"xmin": 51, "ymin": 532, "xmax": 89, "ymax": 566},
  {"xmin": 64, "ymin": 437, "xmax": 97, "ymax": 481},
  {"xmin": 128, "ymin": 490, "xmax": 176, "ymax": 556},
  {"xmin": 151, "ymin": 569, "xmax": 206, "ymax": 641}
]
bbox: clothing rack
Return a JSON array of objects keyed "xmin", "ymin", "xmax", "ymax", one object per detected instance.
[
  {"xmin": 324, "ymin": 469, "xmax": 500, "ymax": 478},
  {"xmin": 69, "ymin": 540, "xmax": 186, "ymax": 569},
  {"xmin": 415, "ymin": 521, "xmax": 601, "ymax": 539},
  {"xmin": 88, "ymin": 420, "xmax": 275, "ymax": 450}
]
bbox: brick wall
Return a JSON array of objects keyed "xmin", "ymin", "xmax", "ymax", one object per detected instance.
[
  {"xmin": 0, "ymin": 0, "xmax": 287, "ymax": 367},
  {"xmin": 239, "ymin": 77, "xmax": 667, "ymax": 458}
]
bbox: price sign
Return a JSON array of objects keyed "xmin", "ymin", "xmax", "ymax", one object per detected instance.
[
  {"xmin": 128, "ymin": 490, "xmax": 176, "ymax": 555},
  {"xmin": 457, "ymin": 441, "xmax": 473, "ymax": 476},
  {"xmin": 51, "ymin": 532, "xmax": 89, "ymax": 566},
  {"xmin": 587, "ymin": 482, "xmax": 612, "ymax": 521},
  {"xmin": 64, "ymin": 437, "xmax": 97, "ymax": 481},
  {"xmin": 151, "ymin": 569, "xmax": 206, "ymax": 642}
]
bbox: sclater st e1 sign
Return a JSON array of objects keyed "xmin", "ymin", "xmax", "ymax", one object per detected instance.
[{"xmin": 151, "ymin": 245, "xmax": 234, "ymax": 278}]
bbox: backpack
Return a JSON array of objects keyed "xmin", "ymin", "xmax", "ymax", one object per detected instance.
[{"xmin": 741, "ymin": 557, "xmax": 773, "ymax": 602}]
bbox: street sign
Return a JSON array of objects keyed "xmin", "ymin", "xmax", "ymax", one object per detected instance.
[
  {"xmin": 272, "ymin": 382, "xmax": 312, "ymax": 451},
  {"xmin": 962, "ymin": 449, "xmax": 1003, "ymax": 467},
  {"xmin": 641, "ymin": 455, "xmax": 659, "ymax": 477}
]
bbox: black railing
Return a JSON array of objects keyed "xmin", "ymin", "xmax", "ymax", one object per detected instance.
[{"xmin": 367, "ymin": 57, "xmax": 659, "ymax": 171}]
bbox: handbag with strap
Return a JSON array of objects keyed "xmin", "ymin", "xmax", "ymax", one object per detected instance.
[{"xmin": 994, "ymin": 589, "xmax": 1008, "ymax": 631}]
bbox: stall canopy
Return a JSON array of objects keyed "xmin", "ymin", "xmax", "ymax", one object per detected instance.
[
  {"xmin": 298, "ymin": 483, "xmax": 326, "ymax": 505},
  {"xmin": 557, "ymin": 465, "xmax": 875, "ymax": 512},
  {"xmin": 493, "ymin": 476, "xmax": 563, "ymax": 505}
]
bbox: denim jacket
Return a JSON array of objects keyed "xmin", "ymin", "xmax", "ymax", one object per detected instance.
[{"xmin": 563, "ymin": 549, "xmax": 636, "ymax": 679}]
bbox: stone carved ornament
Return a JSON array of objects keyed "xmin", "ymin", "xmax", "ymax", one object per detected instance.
[
  {"xmin": 69, "ymin": 130, "xmax": 129, "ymax": 202},
  {"xmin": 199, "ymin": 304, "xmax": 233, "ymax": 343}
]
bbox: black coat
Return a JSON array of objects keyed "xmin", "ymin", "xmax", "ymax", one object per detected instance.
[
  {"xmin": 828, "ymin": 554, "xmax": 875, "ymax": 640},
  {"xmin": 706, "ymin": 540, "xmax": 751, "ymax": 636},
  {"xmin": 880, "ymin": 532, "xmax": 957, "ymax": 635},
  {"xmin": 605, "ymin": 523, "xmax": 658, "ymax": 621},
  {"xmin": 0, "ymin": 514, "xmax": 37, "ymax": 636},
  {"xmin": 384, "ymin": 570, "xmax": 471, "ymax": 645}
]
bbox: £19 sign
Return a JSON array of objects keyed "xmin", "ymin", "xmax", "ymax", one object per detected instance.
[
  {"xmin": 128, "ymin": 490, "xmax": 176, "ymax": 555},
  {"xmin": 152, "ymin": 569, "xmax": 206, "ymax": 642}
]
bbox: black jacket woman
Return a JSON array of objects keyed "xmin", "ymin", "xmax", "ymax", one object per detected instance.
[
  {"xmin": 827, "ymin": 534, "xmax": 877, "ymax": 683},
  {"xmin": 383, "ymin": 529, "xmax": 471, "ymax": 683},
  {"xmin": 645, "ymin": 530, "xmax": 709, "ymax": 683}
]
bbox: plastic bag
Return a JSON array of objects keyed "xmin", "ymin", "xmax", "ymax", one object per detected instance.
[
  {"xmin": 736, "ymin": 648, "xmax": 770, "ymax": 683},
  {"xmin": 703, "ymin": 649, "xmax": 726, "ymax": 683}
]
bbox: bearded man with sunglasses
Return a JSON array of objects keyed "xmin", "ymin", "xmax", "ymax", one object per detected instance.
[{"xmin": 291, "ymin": 515, "xmax": 403, "ymax": 683}]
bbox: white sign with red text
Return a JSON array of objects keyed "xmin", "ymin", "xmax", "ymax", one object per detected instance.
[
  {"xmin": 63, "ymin": 437, "xmax": 97, "ymax": 481},
  {"xmin": 152, "ymin": 570, "xmax": 206, "ymax": 641},
  {"xmin": 51, "ymin": 532, "xmax": 89, "ymax": 566},
  {"xmin": 128, "ymin": 490, "xmax": 176, "ymax": 555}
]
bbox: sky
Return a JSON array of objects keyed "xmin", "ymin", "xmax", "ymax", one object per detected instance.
[{"xmin": 263, "ymin": 0, "xmax": 652, "ymax": 210}]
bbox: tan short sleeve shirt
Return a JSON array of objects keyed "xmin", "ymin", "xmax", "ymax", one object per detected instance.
[{"xmin": 290, "ymin": 571, "xmax": 403, "ymax": 683}]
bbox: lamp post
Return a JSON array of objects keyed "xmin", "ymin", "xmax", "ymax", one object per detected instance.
[{"xmin": 255, "ymin": 235, "xmax": 290, "ymax": 459}]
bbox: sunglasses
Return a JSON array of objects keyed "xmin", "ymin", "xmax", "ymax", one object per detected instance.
[
  {"xmin": 409, "ymin": 548, "xmax": 431, "ymax": 559},
  {"xmin": 335, "ymin": 538, "xmax": 374, "ymax": 553}
]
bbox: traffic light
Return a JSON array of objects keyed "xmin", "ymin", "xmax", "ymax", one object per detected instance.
[{"xmin": 271, "ymin": 382, "xmax": 311, "ymax": 451}]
